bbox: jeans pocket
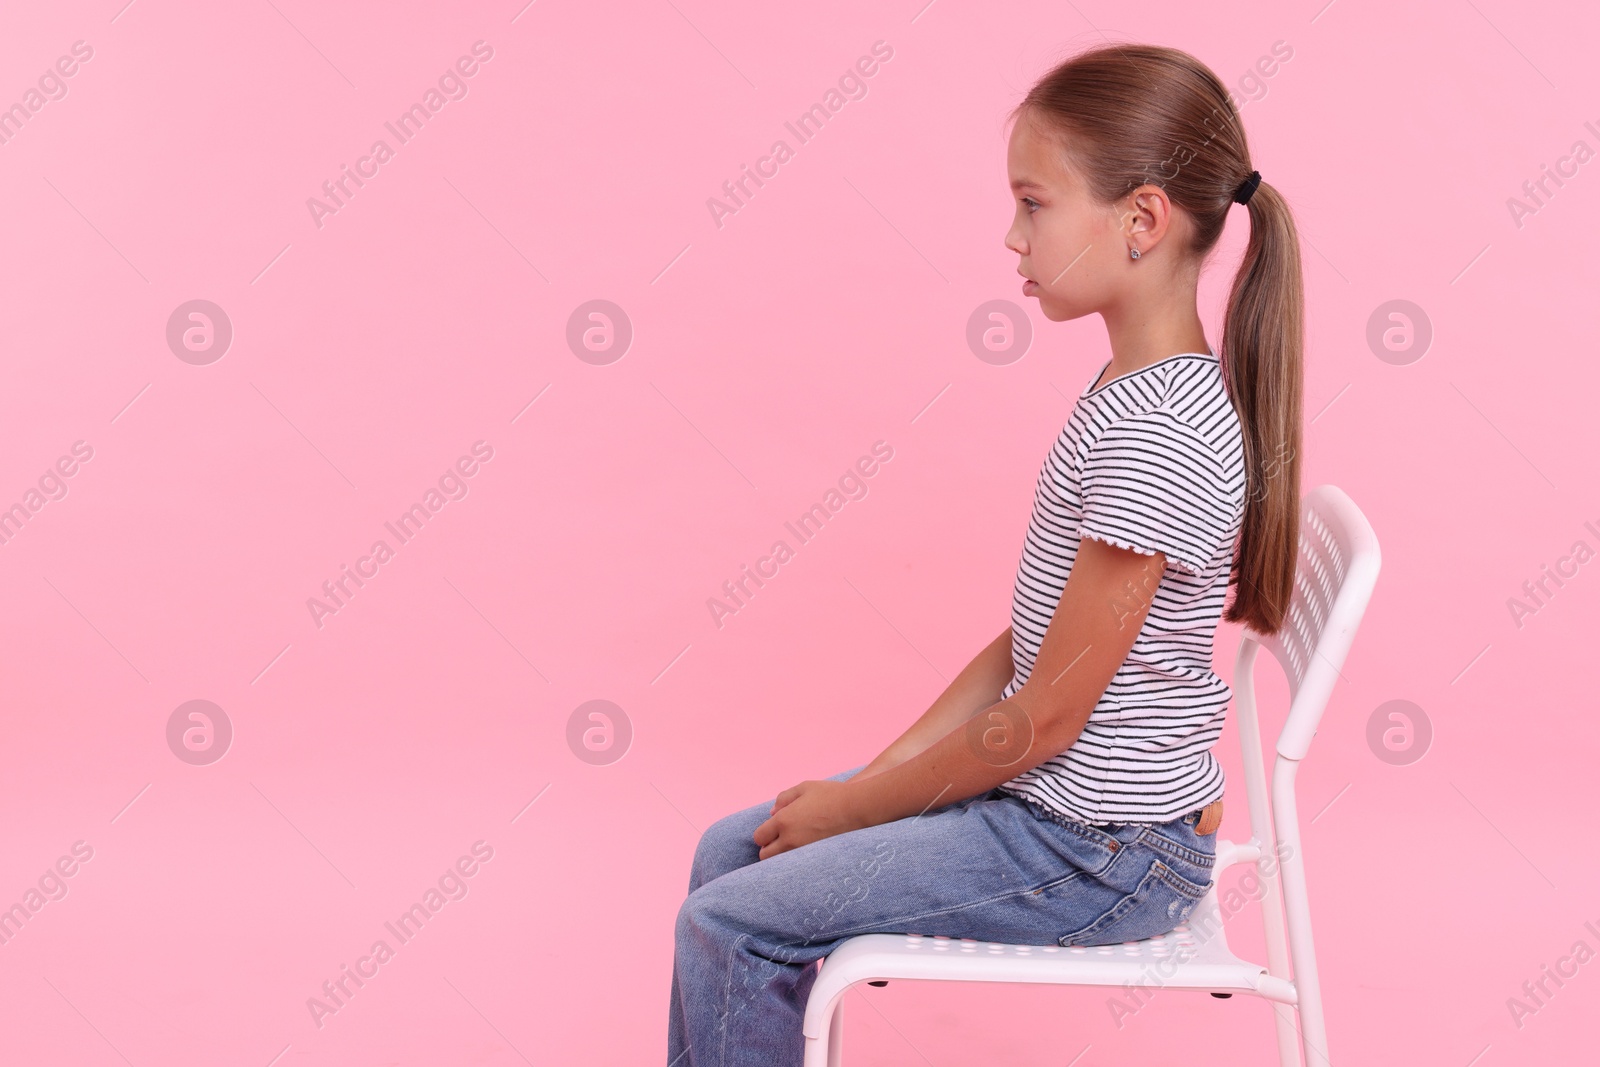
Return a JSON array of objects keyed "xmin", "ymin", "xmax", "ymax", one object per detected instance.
[
  {"xmin": 1136, "ymin": 823, "xmax": 1217, "ymax": 885},
  {"xmin": 1056, "ymin": 856, "xmax": 1212, "ymax": 947}
]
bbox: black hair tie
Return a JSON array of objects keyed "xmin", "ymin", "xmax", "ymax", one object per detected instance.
[{"xmin": 1233, "ymin": 170, "xmax": 1262, "ymax": 205}]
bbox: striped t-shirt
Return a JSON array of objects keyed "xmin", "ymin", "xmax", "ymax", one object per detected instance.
[{"xmin": 996, "ymin": 350, "xmax": 1246, "ymax": 824}]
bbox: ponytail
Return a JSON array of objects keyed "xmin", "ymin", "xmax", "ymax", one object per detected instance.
[
  {"xmin": 1013, "ymin": 43, "xmax": 1305, "ymax": 634},
  {"xmin": 1221, "ymin": 181, "xmax": 1303, "ymax": 633}
]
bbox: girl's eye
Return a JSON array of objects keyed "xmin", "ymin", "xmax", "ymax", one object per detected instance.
[{"xmin": 1022, "ymin": 197, "xmax": 1040, "ymax": 213}]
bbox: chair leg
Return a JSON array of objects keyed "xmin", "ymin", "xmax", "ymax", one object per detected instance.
[
  {"xmin": 1274, "ymin": 758, "xmax": 1330, "ymax": 1067},
  {"xmin": 1298, "ymin": 983, "xmax": 1331, "ymax": 1067},
  {"xmin": 1272, "ymin": 1001, "xmax": 1301, "ymax": 1067},
  {"xmin": 803, "ymin": 994, "xmax": 845, "ymax": 1067}
]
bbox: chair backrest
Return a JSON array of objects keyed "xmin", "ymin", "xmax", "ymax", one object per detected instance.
[
  {"xmin": 1251, "ymin": 483, "xmax": 1382, "ymax": 761},
  {"xmin": 1221, "ymin": 485, "xmax": 1379, "ymax": 1067}
]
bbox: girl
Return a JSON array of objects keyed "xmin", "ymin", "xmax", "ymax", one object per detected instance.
[{"xmin": 667, "ymin": 42, "xmax": 1303, "ymax": 1066}]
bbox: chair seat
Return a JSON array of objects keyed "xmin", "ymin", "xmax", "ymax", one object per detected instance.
[{"xmin": 803, "ymin": 885, "xmax": 1296, "ymax": 1039}]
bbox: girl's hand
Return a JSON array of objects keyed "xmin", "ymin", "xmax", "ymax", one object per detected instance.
[{"xmin": 752, "ymin": 780, "xmax": 867, "ymax": 859}]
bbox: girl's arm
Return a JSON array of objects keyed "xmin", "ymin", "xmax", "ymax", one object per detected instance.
[
  {"xmin": 754, "ymin": 539, "xmax": 1164, "ymax": 857},
  {"xmin": 852, "ymin": 626, "xmax": 1016, "ymax": 781}
]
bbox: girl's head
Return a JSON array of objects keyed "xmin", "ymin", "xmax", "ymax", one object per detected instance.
[{"xmin": 1006, "ymin": 43, "xmax": 1303, "ymax": 635}]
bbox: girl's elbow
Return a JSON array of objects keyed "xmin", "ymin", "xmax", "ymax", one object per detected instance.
[{"xmin": 1012, "ymin": 688, "xmax": 1088, "ymax": 750}]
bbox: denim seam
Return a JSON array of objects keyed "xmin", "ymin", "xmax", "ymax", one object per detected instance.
[
  {"xmin": 1135, "ymin": 827, "xmax": 1216, "ymax": 869},
  {"xmin": 1150, "ymin": 858, "xmax": 1211, "ymax": 899},
  {"xmin": 802, "ymin": 874, "xmax": 1102, "ymax": 947},
  {"xmin": 1029, "ymin": 868, "xmax": 1089, "ymax": 896},
  {"xmin": 1053, "ymin": 816, "xmax": 1122, "ymax": 856},
  {"xmin": 1055, "ymin": 857, "xmax": 1212, "ymax": 947},
  {"xmin": 1011, "ymin": 794, "xmax": 1123, "ymax": 858},
  {"xmin": 718, "ymin": 930, "xmax": 752, "ymax": 1067}
]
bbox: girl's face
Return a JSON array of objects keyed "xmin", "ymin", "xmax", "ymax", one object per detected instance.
[{"xmin": 1004, "ymin": 112, "xmax": 1130, "ymax": 322}]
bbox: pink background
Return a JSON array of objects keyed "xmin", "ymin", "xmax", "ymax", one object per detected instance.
[{"xmin": 1, "ymin": 0, "xmax": 1596, "ymax": 1064}]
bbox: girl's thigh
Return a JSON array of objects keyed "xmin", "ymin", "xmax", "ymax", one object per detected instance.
[{"xmin": 683, "ymin": 789, "xmax": 1108, "ymax": 953}]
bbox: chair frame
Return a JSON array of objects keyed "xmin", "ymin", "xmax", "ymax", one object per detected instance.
[{"xmin": 801, "ymin": 484, "xmax": 1382, "ymax": 1067}]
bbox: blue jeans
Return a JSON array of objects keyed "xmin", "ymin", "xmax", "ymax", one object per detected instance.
[{"xmin": 666, "ymin": 765, "xmax": 1217, "ymax": 1066}]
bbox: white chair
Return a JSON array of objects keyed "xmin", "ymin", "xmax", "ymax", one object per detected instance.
[{"xmin": 802, "ymin": 484, "xmax": 1382, "ymax": 1067}]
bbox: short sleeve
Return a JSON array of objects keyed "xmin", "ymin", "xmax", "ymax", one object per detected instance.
[{"xmin": 1078, "ymin": 410, "xmax": 1234, "ymax": 576}]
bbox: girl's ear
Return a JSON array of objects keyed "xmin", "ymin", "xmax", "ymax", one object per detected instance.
[{"xmin": 1121, "ymin": 184, "xmax": 1175, "ymax": 255}]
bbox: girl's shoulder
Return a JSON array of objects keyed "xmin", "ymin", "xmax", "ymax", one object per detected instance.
[{"xmin": 1076, "ymin": 353, "xmax": 1241, "ymax": 462}]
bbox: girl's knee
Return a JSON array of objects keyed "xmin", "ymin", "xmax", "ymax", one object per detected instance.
[
  {"xmin": 675, "ymin": 886, "xmax": 706, "ymax": 943},
  {"xmin": 676, "ymin": 879, "xmax": 746, "ymax": 951},
  {"xmin": 702, "ymin": 806, "xmax": 759, "ymax": 848},
  {"xmin": 689, "ymin": 806, "xmax": 766, "ymax": 888}
]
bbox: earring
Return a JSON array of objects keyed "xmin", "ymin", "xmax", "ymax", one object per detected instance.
[{"xmin": 1129, "ymin": 247, "xmax": 1141, "ymax": 260}]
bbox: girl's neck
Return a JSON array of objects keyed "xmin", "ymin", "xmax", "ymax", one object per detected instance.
[{"xmin": 1094, "ymin": 295, "xmax": 1211, "ymax": 388}]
